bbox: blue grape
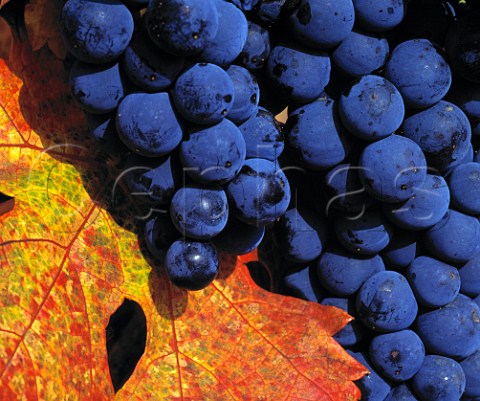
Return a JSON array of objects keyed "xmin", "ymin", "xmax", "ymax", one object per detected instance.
[
  {"xmin": 288, "ymin": 0, "xmax": 355, "ymax": 49},
  {"xmin": 332, "ymin": 30, "xmax": 389, "ymax": 78},
  {"xmin": 406, "ymin": 256, "xmax": 460, "ymax": 308},
  {"xmin": 146, "ymin": 0, "xmax": 218, "ymax": 56},
  {"xmin": 275, "ymin": 207, "xmax": 328, "ymax": 263},
  {"xmin": 286, "ymin": 96, "xmax": 351, "ymax": 170},
  {"xmin": 212, "ymin": 216, "xmax": 265, "ymax": 255},
  {"xmin": 316, "ymin": 246, "xmax": 385, "ymax": 296},
  {"xmin": 200, "ymin": 0, "xmax": 248, "ymax": 67},
  {"xmin": 116, "ymin": 92, "xmax": 183, "ymax": 157},
  {"xmin": 226, "ymin": 158, "xmax": 290, "ymax": 226},
  {"xmin": 122, "ymin": 30, "xmax": 185, "ymax": 92},
  {"xmin": 123, "ymin": 154, "xmax": 180, "ymax": 205},
  {"xmin": 239, "ymin": 107, "xmax": 284, "ymax": 161},
  {"xmin": 416, "ymin": 294, "xmax": 480, "ymax": 359},
  {"xmin": 460, "ymin": 350, "xmax": 480, "ymax": 397},
  {"xmin": 282, "ymin": 265, "xmax": 325, "ymax": 303},
  {"xmin": 384, "ymin": 384, "xmax": 419, "ymax": 401},
  {"xmin": 382, "ymin": 174, "xmax": 450, "ymax": 231},
  {"xmin": 402, "ymin": 101, "xmax": 472, "ymax": 172},
  {"xmin": 339, "ymin": 75, "xmax": 404, "ymax": 141},
  {"xmin": 359, "ymin": 134, "xmax": 428, "ymax": 203},
  {"xmin": 69, "ymin": 61, "xmax": 127, "ymax": 114},
  {"xmin": 445, "ymin": 11, "xmax": 480, "ymax": 83},
  {"xmin": 412, "ymin": 355, "xmax": 466, "ymax": 401},
  {"xmin": 334, "ymin": 208, "xmax": 393, "ymax": 255},
  {"xmin": 324, "ymin": 163, "xmax": 373, "ymax": 215},
  {"xmin": 61, "ymin": 0, "xmax": 134, "ymax": 64},
  {"xmin": 384, "ymin": 39, "xmax": 452, "ymax": 109},
  {"xmin": 173, "ymin": 63, "xmax": 235, "ymax": 125},
  {"xmin": 380, "ymin": 230, "xmax": 418, "ymax": 271},
  {"xmin": 369, "ymin": 329, "xmax": 425, "ymax": 381},
  {"xmin": 144, "ymin": 213, "xmax": 181, "ymax": 262},
  {"xmin": 348, "ymin": 351, "xmax": 392, "ymax": 401},
  {"xmin": 237, "ymin": 22, "xmax": 270, "ymax": 71},
  {"xmin": 225, "ymin": 65, "xmax": 260, "ymax": 125},
  {"xmin": 423, "ymin": 209, "xmax": 480, "ymax": 265},
  {"xmin": 352, "ymin": 0, "xmax": 405, "ymax": 32},
  {"xmin": 356, "ymin": 271, "xmax": 418, "ymax": 332},
  {"xmin": 265, "ymin": 44, "xmax": 331, "ymax": 103},
  {"xmin": 165, "ymin": 240, "xmax": 219, "ymax": 291},
  {"xmin": 447, "ymin": 162, "xmax": 480, "ymax": 215},
  {"xmin": 179, "ymin": 119, "xmax": 246, "ymax": 185},
  {"xmin": 321, "ymin": 297, "xmax": 367, "ymax": 348},
  {"xmin": 459, "ymin": 255, "xmax": 480, "ymax": 297},
  {"xmin": 170, "ymin": 186, "xmax": 229, "ymax": 240}
]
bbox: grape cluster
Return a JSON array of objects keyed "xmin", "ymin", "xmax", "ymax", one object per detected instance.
[{"xmin": 61, "ymin": 0, "xmax": 480, "ymax": 399}]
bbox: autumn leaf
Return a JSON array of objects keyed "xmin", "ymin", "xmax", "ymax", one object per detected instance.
[{"xmin": 0, "ymin": 13, "xmax": 367, "ymax": 401}]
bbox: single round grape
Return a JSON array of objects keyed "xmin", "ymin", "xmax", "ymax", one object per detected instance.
[
  {"xmin": 316, "ymin": 246, "xmax": 385, "ymax": 296},
  {"xmin": 170, "ymin": 186, "xmax": 229, "ymax": 240},
  {"xmin": 382, "ymin": 174, "xmax": 450, "ymax": 231},
  {"xmin": 146, "ymin": 0, "xmax": 218, "ymax": 56},
  {"xmin": 165, "ymin": 240, "xmax": 219, "ymax": 291},
  {"xmin": 369, "ymin": 330, "xmax": 425, "ymax": 382},
  {"xmin": 61, "ymin": 0, "xmax": 134, "ymax": 64},
  {"xmin": 416, "ymin": 294, "xmax": 480, "ymax": 359},
  {"xmin": 324, "ymin": 163, "xmax": 374, "ymax": 215},
  {"xmin": 423, "ymin": 209, "xmax": 480, "ymax": 265},
  {"xmin": 406, "ymin": 256, "xmax": 460, "ymax": 308},
  {"xmin": 236, "ymin": 21, "xmax": 270, "ymax": 71},
  {"xmin": 265, "ymin": 44, "xmax": 331, "ymax": 103},
  {"xmin": 286, "ymin": 96, "xmax": 351, "ymax": 170},
  {"xmin": 122, "ymin": 30, "xmax": 185, "ymax": 92},
  {"xmin": 402, "ymin": 101, "xmax": 472, "ymax": 172},
  {"xmin": 358, "ymin": 134, "xmax": 428, "ymax": 203},
  {"xmin": 459, "ymin": 255, "xmax": 480, "ymax": 297},
  {"xmin": 384, "ymin": 39, "xmax": 452, "ymax": 109},
  {"xmin": 339, "ymin": 75, "xmax": 404, "ymax": 141},
  {"xmin": 226, "ymin": 158, "xmax": 291, "ymax": 226},
  {"xmin": 179, "ymin": 119, "xmax": 246, "ymax": 185},
  {"xmin": 200, "ymin": 0, "xmax": 248, "ymax": 67},
  {"xmin": 335, "ymin": 208, "xmax": 393, "ymax": 255},
  {"xmin": 352, "ymin": 0, "xmax": 405, "ymax": 32},
  {"xmin": 144, "ymin": 213, "xmax": 181, "ymax": 262},
  {"xmin": 212, "ymin": 217, "xmax": 265, "ymax": 255},
  {"xmin": 356, "ymin": 271, "xmax": 418, "ymax": 332},
  {"xmin": 447, "ymin": 162, "xmax": 480, "ymax": 215},
  {"xmin": 239, "ymin": 107, "xmax": 284, "ymax": 161},
  {"xmin": 69, "ymin": 61, "xmax": 127, "ymax": 114},
  {"xmin": 173, "ymin": 63, "xmax": 235, "ymax": 125},
  {"xmin": 275, "ymin": 207, "xmax": 328, "ymax": 263},
  {"xmin": 332, "ymin": 30, "xmax": 389, "ymax": 78},
  {"xmin": 116, "ymin": 92, "xmax": 183, "ymax": 157},
  {"xmin": 460, "ymin": 350, "xmax": 480, "ymax": 397},
  {"xmin": 380, "ymin": 230, "xmax": 418, "ymax": 271},
  {"xmin": 226, "ymin": 65, "xmax": 260, "ymax": 125},
  {"xmin": 289, "ymin": 0, "xmax": 355, "ymax": 49},
  {"xmin": 412, "ymin": 355, "xmax": 466, "ymax": 401}
]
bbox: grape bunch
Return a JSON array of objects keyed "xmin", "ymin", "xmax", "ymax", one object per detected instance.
[{"xmin": 61, "ymin": 0, "xmax": 480, "ymax": 399}]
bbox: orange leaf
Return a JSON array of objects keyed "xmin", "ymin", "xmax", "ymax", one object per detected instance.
[{"xmin": 0, "ymin": 18, "xmax": 367, "ymax": 401}]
